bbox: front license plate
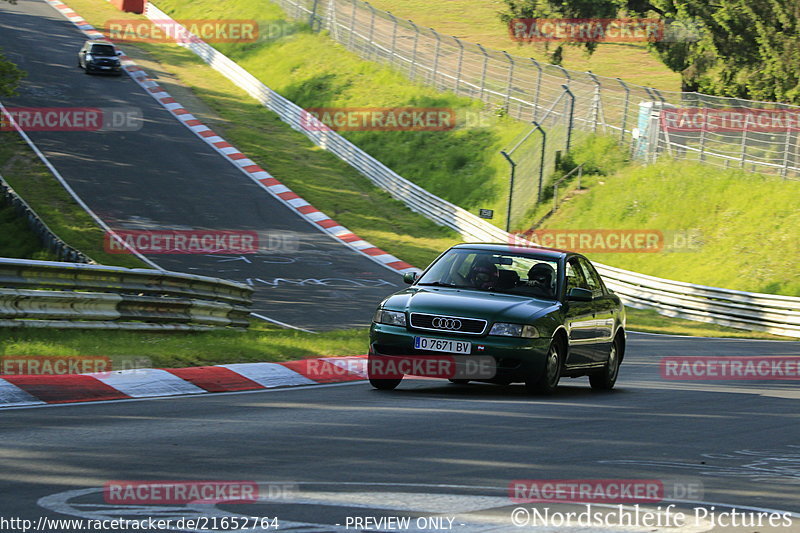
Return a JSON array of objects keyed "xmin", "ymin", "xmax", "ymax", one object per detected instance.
[{"xmin": 414, "ymin": 337, "xmax": 471, "ymax": 354}]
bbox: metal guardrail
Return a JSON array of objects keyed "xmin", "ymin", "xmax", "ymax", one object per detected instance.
[
  {"xmin": 0, "ymin": 258, "xmax": 254, "ymax": 330},
  {"xmin": 143, "ymin": 5, "xmax": 800, "ymax": 338},
  {"xmin": 0, "ymin": 173, "xmax": 93, "ymax": 264}
]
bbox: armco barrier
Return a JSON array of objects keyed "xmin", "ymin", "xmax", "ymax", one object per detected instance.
[
  {"xmin": 0, "ymin": 258, "xmax": 253, "ymax": 330},
  {"xmin": 141, "ymin": 5, "xmax": 800, "ymax": 338}
]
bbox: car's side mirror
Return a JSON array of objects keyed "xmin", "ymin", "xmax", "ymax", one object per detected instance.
[
  {"xmin": 567, "ymin": 287, "xmax": 593, "ymax": 302},
  {"xmin": 403, "ymin": 272, "xmax": 418, "ymax": 285},
  {"xmin": 116, "ymin": 51, "xmax": 123, "ymax": 56}
]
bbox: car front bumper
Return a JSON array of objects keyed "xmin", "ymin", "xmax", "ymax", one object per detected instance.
[{"xmin": 369, "ymin": 322, "xmax": 551, "ymax": 383}]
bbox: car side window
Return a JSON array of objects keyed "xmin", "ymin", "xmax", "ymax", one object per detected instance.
[
  {"xmin": 577, "ymin": 258, "xmax": 604, "ymax": 297},
  {"xmin": 565, "ymin": 259, "xmax": 589, "ymax": 292}
]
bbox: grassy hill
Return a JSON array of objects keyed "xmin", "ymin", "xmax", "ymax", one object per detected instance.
[{"xmin": 361, "ymin": 0, "xmax": 681, "ymax": 90}]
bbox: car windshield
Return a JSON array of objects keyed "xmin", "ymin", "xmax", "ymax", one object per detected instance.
[
  {"xmin": 90, "ymin": 44, "xmax": 116, "ymax": 56},
  {"xmin": 417, "ymin": 249, "xmax": 560, "ymax": 300}
]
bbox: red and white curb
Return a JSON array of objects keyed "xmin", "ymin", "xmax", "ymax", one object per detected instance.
[
  {"xmin": 0, "ymin": 356, "xmax": 368, "ymax": 407},
  {"xmin": 44, "ymin": 0, "xmax": 418, "ymax": 275}
]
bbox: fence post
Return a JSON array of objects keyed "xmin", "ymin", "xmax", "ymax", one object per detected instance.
[
  {"xmin": 408, "ymin": 20, "xmax": 420, "ymax": 80},
  {"xmin": 561, "ymin": 85, "xmax": 575, "ymax": 153},
  {"xmin": 454, "ymin": 36, "xmax": 464, "ymax": 94},
  {"xmin": 388, "ymin": 12, "xmax": 398, "ymax": 64},
  {"xmin": 531, "ymin": 58, "xmax": 542, "ymax": 122},
  {"xmin": 431, "ymin": 29, "xmax": 442, "ymax": 87},
  {"xmin": 781, "ymin": 129, "xmax": 792, "ymax": 179},
  {"xmin": 536, "ymin": 122, "xmax": 546, "ymax": 203},
  {"xmin": 366, "ymin": 4, "xmax": 376, "ymax": 59},
  {"xmin": 477, "ymin": 44, "xmax": 489, "ymax": 102},
  {"xmin": 500, "ymin": 151, "xmax": 516, "ymax": 232},
  {"xmin": 503, "ymin": 51, "xmax": 514, "ymax": 113},
  {"xmin": 740, "ymin": 117, "xmax": 748, "ymax": 168},
  {"xmin": 347, "ymin": 0, "xmax": 358, "ymax": 48},
  {"xmin": 556, "ymin": 64, "xmax": 571, "ymax": 84},
  {"xmin": 309, "ymin": 0, "xmax": 320, "ymax": 30},
  {"xmin": 587, "ymin": 71, "xmax": 601, "ymax": 133},
  {"xmin": 616, "ymin": 78, "xmax": 630, "ymax": 143}
]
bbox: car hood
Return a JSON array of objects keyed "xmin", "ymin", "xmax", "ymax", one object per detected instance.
[{"xmin": 383, "ymin": 287, "xmax": 559, "ymax": 323}]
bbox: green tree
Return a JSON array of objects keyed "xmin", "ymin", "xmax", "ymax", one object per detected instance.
[{"xmin": 501, "ymin": 0, "xmax": 800, "ymax": 104}]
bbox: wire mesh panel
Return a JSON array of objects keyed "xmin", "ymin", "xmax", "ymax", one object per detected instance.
[{"xmin": 271, "ymin": 0, "xmax": 800, "ymax": 180}]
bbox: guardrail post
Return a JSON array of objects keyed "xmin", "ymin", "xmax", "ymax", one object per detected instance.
[
  {"xmin": 500, "ymin": 151, "xmax": 516, "ymax": 232},
  {"xmin": 616, "ymin": 77, "xmax": 630, "ymax": 143},
  {"xmin": 561, "ymin": 85, "xmax": 574, "ymax": 153},
  {"xmin": 454, "ymin": 36, "xmax": 464, "ymax": 94}
]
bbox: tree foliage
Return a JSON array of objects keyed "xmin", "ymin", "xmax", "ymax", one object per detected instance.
[
  {"xmin": 0, "ymin": 0, "xmax": 25, "ymax": 97},
  {"xmin": 501, "ymin": 0, "xmax": 800, "ymax": 104}
]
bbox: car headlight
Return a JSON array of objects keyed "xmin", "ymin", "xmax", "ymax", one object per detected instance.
[
  {"xmin": 489, "ymin": 322, "xmax": 539, "ymax": 338},
  {"xmin": 373, "ymin": 309, "xmax": 407, "ymax": 327}
]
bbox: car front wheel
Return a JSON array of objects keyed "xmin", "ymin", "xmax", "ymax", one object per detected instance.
[
  {"xmin": 526, "ymin": 339, "xmax": 562, "ymax": 395},
  {"xmin": 590, "ymin": 336, "xmax": 621, "ymax": 390}
]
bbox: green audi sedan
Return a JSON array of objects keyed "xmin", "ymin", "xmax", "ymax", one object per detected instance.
[{"xmin": 369, "ymin": 243, "xmax": 626, "ymax": 394}]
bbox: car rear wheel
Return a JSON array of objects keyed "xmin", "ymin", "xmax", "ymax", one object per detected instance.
[
  {"xmin": 590, "ymin": 336, "xmax": 621, "ymax": 390},
  {"xmin": 526, "ymin": 340, "xmax": 562, "ymax": 395}
]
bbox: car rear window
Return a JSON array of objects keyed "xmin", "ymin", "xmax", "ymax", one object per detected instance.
[{"xmin": 90, "ymin": 44, "xmax": 116, "ymax": 56}]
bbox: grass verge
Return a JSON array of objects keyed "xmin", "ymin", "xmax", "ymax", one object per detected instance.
[{"xmin": 0, "ymin": 322, "xmax": 368, "ymax": 366}]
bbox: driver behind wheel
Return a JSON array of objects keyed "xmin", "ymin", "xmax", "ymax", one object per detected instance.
[
  {"xmin": 527, "ymin": 263, "xmax": 555, "ymax": 297},
  {"xmin": 468, "ymin": 257, "xmax": 499, "ymax": 290}
]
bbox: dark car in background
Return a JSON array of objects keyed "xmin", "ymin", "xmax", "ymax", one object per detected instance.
[
  {"xmin": 78, "ymin": 40, "xmax": 123, "ymax": 75},
  {"xmin": 369, "ymin": 243, "xmax": 626, "ymax": 393}
]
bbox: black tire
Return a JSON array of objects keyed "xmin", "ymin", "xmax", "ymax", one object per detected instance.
[
  {"xmin": 526, "ymin": 339, "xmax": 562, "ymax": 395},
  {"xmin": 448, "ymin": 379, "xmax": 470, "ymax": 385},
  {"xmin": 369, "ymin": 377, "xmax": 402, "ymax": 390},
  {"xmin": 590, "ymin": 336, "xmax": 621, "ymax": 390}
]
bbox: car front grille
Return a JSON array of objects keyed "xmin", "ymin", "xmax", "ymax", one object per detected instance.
[{"xmin": 409, "ymin": 313, "xmax": 487, "ymax": 335}]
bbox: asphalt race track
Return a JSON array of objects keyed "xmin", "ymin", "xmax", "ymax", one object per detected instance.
[
  {"xmin": 1, "ymin": 334, "xmax": 799, "ymax": 532},
  {"xmin": 0, "ymin": 0, "xmax": 403, "ymax": 331}
]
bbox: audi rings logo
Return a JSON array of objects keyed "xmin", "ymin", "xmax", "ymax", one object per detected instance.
[{"xmin": 432, "ymin": 317, "xmax": 462, "ymax": 330}]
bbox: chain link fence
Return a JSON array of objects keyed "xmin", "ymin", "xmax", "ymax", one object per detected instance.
[{"xmin": 271, "ymin": 0, "xmax": 800, "ymax": 183}]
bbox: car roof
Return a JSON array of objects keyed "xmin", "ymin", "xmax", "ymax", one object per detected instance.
[
  {"xmin": 85, "ymin": 40, "xmax": 116, "ymax": 46},
  {"xmin": 451, "ymin": 242, "xmax": 568, "ymax": 259}
]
